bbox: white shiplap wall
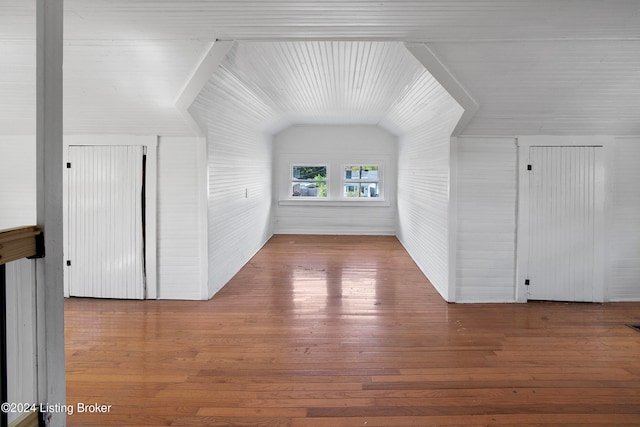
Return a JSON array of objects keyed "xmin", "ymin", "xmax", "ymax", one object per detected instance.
[
  {"xmin": 395, "ymin": 76, "xmax": 463, "ymax": 301},
  {"xmin": 190, "ymin": 63, "xmax": 279, "ymax": 298},
  {"xmin": 0, "ymin": 136, "xmax": 36, "ymax": 229},
  {"xmin": 274, "ymin": 125, "xmax": 397, "ymax": 235},
  {"xmin": 157, "ymin": 136, "xmax": 208, "ymax": 299},
  {"xmin": 608, "ymin": 137, "xmax": 640, "ymax": 301},
  {"xmin": 0, "ymin": 39, "xmax": 35, "ymax": 135},
  {"xmin": 5, "ymin": 258, "xmax": 37, "ymax": 425},
  {"xmin": 455, "ymin": 137, "xmax": 518, "ymax": 302}
]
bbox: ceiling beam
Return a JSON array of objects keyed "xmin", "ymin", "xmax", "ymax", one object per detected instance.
[
  {"xmin": 175, "ymin": 40, "xmax": 234, "ymax": 136},
  {"xmin": 404, "ymin": 42, "xmax": 478, "ymax": 136}
]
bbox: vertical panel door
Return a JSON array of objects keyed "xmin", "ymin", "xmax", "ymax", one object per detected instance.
[
  {"xmin": 68, "ymin": 145, "xmax": 145, "ymax": 299},
  {"xmin": 527, "ymin": 146, "xmax": 601, "ymax": 302}
]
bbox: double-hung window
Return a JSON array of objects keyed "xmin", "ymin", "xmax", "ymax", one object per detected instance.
[
  {"xmin": 291, "ymin": 165, "xmax": 327, "ymax": 198},
  {"xmin": 343, "ymin": 165, "xmax": 379, "ymax": 198},
  {"xmin": 285, "ymin": 163, "xmax": 384, "ymax": 203}
]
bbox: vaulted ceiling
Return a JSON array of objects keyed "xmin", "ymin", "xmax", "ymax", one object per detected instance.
[
  {"xmin": 217, "ymin": 41, "xmax": 442, "ymax": 135},
  {"xmin": 1, "ymin": 0, "xmax": 639, "ymax": 136}
]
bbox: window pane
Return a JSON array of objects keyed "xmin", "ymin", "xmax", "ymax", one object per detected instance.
[
  {"xmin": 292, "ymin": 181, "xmax": 327, "ymax": 197},
  {"xmin": 291, "ymin": 165, "xmax": 328, "ymax": 197},
  {"xmin": 344, "ymin": 165, "xmax": 378, "ymax": 181},
  {"xmin": 344, "ymin": 182, "xmax": 378, "ymax": 198},
  {"xmin": 293, "ymin": 166, "xmax": 326, "ymax": 180}
]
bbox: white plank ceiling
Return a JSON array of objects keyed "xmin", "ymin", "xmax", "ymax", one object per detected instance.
[
  {"xmin": 1, "ymin": 0, "xmax": 639, "ymax": 136},
  {"xmin": 430, "ymin": 40, "xmax": 640, "ymax": 135},
  {"xmin": 221, "ymin": 41, "xmax": 429, "ymax": 133}
]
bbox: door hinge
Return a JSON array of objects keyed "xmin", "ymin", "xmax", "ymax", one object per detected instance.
[
  {"xmin": 66, "ymin": 260, "xmax": 71, "ymax": 266},
  {"xmin": 67, "ymin": 162, "xmax": 71, "ymax": 168},
  {"xmin": 527, "ymin": 164, "xmax": 532, "ymax": 171},
  {"xmin": 525, "ymin": 279, "xmax": 530, "ymax": 286}
]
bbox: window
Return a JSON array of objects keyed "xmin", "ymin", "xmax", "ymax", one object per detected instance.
[
  {"xmin": 283, "ymin": 162, "xmax": 385, "ymax": 204},
  {"xmin": 343, "ymin": 165, "xmax": 379, "ymax": 198},
  {"xmin": 291, "ymin": 165, "xmax": 327, "ymax": 197}
]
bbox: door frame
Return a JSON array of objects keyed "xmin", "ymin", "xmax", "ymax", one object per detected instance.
[
  {"xmin": 63, "ymin": 135, "xmax": 158, "ymax": 299},
  {"xmin": 515, "ymin": 136, "xmax": 612, "ymax": 303}
]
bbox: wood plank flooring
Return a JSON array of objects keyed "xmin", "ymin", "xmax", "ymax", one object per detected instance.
[{"xmin": 65, "ymin": 235, "xmax": 640, "ymax": 426}]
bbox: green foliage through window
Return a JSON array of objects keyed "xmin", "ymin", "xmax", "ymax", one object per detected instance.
[
  {"xmin": 292, "ymin": 165, "xmax": 328, "ymax": 197},
  {"xmin": 313, "ymin": 174, "xmax": 327, "ymax": 196},
  {"xmin": 293, "ymin": 166, "xmax": 326, "ymax": 180}
]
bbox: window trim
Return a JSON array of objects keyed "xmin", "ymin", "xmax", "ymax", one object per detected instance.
[{"xmin": 281, "ymin": 160, "xmax": 388, "ymax": 206}]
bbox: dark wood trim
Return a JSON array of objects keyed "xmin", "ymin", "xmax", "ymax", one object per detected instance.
[
  {"xmin": 0, "ymin": 226, "xmax": 42, "ymax": 266},
  {"xmin": 8, "ymin": 411, "xmax": 39, "ymax": 427}
]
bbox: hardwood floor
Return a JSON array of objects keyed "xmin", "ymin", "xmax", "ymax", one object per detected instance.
[{"xmin": 65, "ymin": 235, "xmax": 640, "ymax": 426}]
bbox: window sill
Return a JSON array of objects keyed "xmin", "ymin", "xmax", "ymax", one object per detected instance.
[{"xmin": 279, "ymin": 199, "xmax": 390, "ymax": 207}]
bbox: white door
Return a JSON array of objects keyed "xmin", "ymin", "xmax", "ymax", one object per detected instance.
[
  {"xmin": 68, "ymin": 145, "xmax": 146, "ymax": 299},
  {"xmin": 527, "ymin": 146, "xmax": 602, "ymax": 302}
]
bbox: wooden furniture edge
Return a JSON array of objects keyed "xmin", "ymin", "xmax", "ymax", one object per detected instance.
[{"xmin": 0, "ymin": 226, "xmax": 42, "ymax": 265}]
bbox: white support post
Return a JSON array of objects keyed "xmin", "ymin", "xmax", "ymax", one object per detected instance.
[{"xmin": 36, "ymin": 0, "xmax": 65, "ymax": 425}]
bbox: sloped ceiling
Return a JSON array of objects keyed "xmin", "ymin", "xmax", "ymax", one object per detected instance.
[
  {"xmin": 430, "ymin": 40, "xmax": 640, "ymax": 135},
  {"xmin": 59, "ymin": 0, "xmax": 640, "ymax": 41},
  {"xmin": 1, "ymin": 0, "xmax": 639, "ymax": 136},
  {"xmin": 219, "ymin": 41, "xmax": 435, "ymax": 134}
]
